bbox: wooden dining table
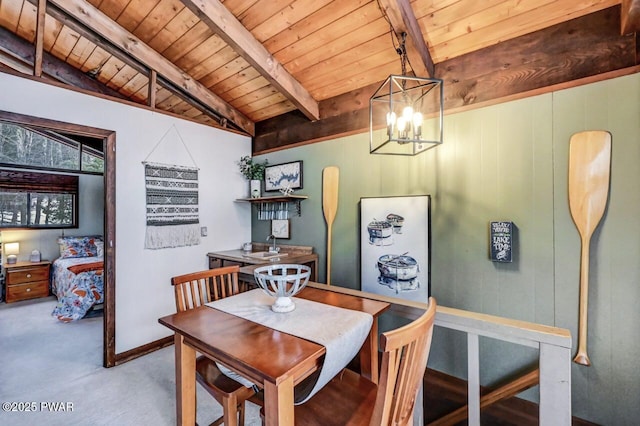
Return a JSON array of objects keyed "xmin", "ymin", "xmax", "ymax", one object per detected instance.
[{"xmin": 158, "ymin": 283, "xmax": 390, "ymax": 426}]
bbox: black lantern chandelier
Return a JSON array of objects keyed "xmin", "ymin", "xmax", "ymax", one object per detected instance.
[{"xmin": 369, "ymin": 32, "xmax": 443, "ymax": 156}]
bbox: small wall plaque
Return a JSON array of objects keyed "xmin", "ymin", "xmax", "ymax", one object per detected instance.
[{"xmin": 490, "ymin": 221, "xmax": 513, "ymax": 263}]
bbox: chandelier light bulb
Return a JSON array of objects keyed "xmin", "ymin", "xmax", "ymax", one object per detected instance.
[
  {"xmin": 402, "ymin": 106, "xmax": 413, "ymax": 121},
  {"xmin": 386, "ymin": 111, "xmax": 397, "ymax": 125},
  {"xmin": 397, "ymin": 116, "xmax": 408, "ymax": 139},
  {"xmin": 413, "ymin": 112, "xmax": 423, "ymax": 139},
  {"xmin": 386, "ymin": 111, "xmax": 396, "ymax": 137}
]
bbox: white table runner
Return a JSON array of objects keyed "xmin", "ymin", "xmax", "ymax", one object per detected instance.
[{"xmin": 206, "ymin": 289, "xmax": 373, "ymax": 403}]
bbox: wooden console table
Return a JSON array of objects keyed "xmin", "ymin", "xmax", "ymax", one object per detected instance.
[{"xmin": 207, "ymin": 243, "xmax": 318, "ymax": 284}]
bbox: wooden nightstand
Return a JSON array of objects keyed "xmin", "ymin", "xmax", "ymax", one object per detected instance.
[{"xmin": 4, "ymin": 260, "xmax": 51, "ymax": 303}]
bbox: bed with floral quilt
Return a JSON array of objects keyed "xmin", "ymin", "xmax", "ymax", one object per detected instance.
[{"xmin": 51, "ymin": 236, "xmax": 104, "ymax": 322}]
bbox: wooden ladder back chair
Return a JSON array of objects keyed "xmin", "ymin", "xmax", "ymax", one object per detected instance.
[
  {"xmin": 373, "ymin": 297, "xmax": 436, "ymax": 425},
  {"xmin": 293, "ymin": 297, "xmax": 437, "ymax": 426},
  {"xmin": 171, "ymin": 265, "xmax": 258, "ymax": 426},
  {"xmin": 172, "ymin": 265, "xmax": 240, "ymax": 312}
]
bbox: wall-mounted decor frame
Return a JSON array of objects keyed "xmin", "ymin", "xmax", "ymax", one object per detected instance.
[
  {"xmin": 264, "ymin": 160, "xmax": 303, "ymax": 192},
  {"xmin": 271, "ymin": 219, "xmax": 290, "ymax": 239},
  {"xmin": 360, "ymin": 195, "xmax": 431, "ymax": 301},
  {"xmin": 490, "ymin": 221, "xmax": 513, "ymax": 262}
]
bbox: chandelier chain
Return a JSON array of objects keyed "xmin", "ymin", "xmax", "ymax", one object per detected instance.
[
  {"xmin": 398, "ymin": 32, "xmax": 408, "ymax": 77},
  {"xmin": 375, "ymin": 0, "xmax": 412, "ymax": 77}
]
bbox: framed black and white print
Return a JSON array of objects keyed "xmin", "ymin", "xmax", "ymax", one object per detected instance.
[
  {"xmin": 271, "ymin": 219, "xmax": 290, "ymax": 239},
  {"xmin": 264, "ymin": 161, "xmax": 303, "ymax": 192},
  {"xmin": 360, "ymin": 195, "xmax": 431, "ymax": 301}
]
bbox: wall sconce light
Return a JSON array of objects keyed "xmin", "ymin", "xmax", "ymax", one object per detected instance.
[
  {"xmin": 370, "ymin": 32, "xmax": 443, "ymax": 156},
  {"xmin": 5, "ymin": 242, "xmax": 20, "ymax": 264}
]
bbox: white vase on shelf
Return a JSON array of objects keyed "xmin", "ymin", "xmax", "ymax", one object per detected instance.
[{"xmin": 250, "ymin": 179, "xmax": 261, "ymax": 198}]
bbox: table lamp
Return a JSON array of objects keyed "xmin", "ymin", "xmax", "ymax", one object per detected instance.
[{"xmin": 5, "ymin": 242, "xmax": 19, "ymax": 264}]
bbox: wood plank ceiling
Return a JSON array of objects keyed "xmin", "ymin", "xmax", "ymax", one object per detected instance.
[{"xmin": 0, "ymin": 0, "xmax": 639, "ymax": 151}]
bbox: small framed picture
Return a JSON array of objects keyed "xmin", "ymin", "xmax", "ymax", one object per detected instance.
[
  {"xmin": 264, "ymin": 161, "xmax": 303, "ymax": 192},
  {"xmin": 271, "ymin": 219, "xmax": 290, "ymax": 239}
]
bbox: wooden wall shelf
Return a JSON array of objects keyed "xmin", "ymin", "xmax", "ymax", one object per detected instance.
[
  {"xmin": 235, "ymin": 195, "xmax": 308, "ymax": 203},
  {"xmin": 236, "ymin": 195, "xmax": 308, "ymax": 219}
]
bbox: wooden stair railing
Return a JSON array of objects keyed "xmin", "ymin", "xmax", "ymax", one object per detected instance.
[
  {"xmin": 304, "ymin": 282, "xmax": 572, "ymax": 426},
  {"xmin": 428, "ymin": 368, "xmax": 540, "ymax": 426}
]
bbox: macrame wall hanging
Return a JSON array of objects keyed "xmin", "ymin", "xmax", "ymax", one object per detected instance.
[{"xmin": 142, "ymin": 125, "xmax": 200, "ymax": 249}]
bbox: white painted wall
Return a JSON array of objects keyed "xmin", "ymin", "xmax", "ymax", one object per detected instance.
[{"xmin": 0, "ymin": 72, "xmax": 252, "ymax": 352}]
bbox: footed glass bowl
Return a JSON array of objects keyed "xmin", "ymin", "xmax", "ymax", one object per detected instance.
[{"xmin": 254, "ymin": 264, "xmax": 311, "ymax": 313}]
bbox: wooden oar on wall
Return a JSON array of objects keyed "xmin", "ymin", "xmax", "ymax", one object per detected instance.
[
  {"xmin": 322, "ymin": 166, "xmax": 339, "ymax": 285},
  {"xmin": 568, "ymin": 130, "xmax": 611, "ymax": 366}
]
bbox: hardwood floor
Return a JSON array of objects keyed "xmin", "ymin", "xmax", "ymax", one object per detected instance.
[{"xmin": 422, "ymin": 368, "xmax": 599, "ymax": 426}]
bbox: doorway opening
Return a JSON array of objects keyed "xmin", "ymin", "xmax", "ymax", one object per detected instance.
[{"xmin": 0, "ymin": 109, "xmax": 116, "ymax": 367}]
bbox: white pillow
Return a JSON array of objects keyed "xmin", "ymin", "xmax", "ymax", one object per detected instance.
[{"xmin": 95, "ymin": 240, "xmax": 104, "ymax": 258}]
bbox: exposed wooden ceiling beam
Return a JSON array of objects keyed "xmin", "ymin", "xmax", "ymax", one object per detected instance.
[
  {"xmin": 148, "ymin": 70, "xmax": 157, "ymax": 108},
  {"xmin": 377, "ymin": 0, "xmax": 435, "ymax": 77},
  {"xmin": 0, "ymin": 26, "xmax": 126, "ymax": 99},
  {"xmin": 25, "ymin": 0, "xmax": 232, "ymax": 130},
  {"xmin": 180, "ymin": 0, "xmax": 319, "ymax": 121},
  {"xmin": 621, "ymin": 0, "xmax": 640, "ymax": 34},
  {"xmin": 0, "ymin": 52, "xmax": 38, "ymax": 74},
  {"xmin": 48, "ymin": 0, "xmax": 254, "ymax": 135},
  {"xmin": 254, "ymin": 7, "xmax": 638, "ymax": 154},
  {"xmin": 34, "ymin": 0, "xmax": 46, "ymax": 77},
  {"xmin": 27, "ymin": 0, "xmax": 147, "ymax": 75}
]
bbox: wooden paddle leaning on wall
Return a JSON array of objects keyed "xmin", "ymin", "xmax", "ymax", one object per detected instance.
[
  {"xmin": 322, "ymin": 166, "xmax": 339, "ymax": 285},
  {"xmin": 568, "ymin": 130, "xmax": 612, "ymax": 366}
]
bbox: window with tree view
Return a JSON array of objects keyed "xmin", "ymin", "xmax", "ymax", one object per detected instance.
[
  {"xmin": 0, "ymin": 121, "xmax": 98, "ymax": 229},
  {"xmin": 0, "ymin": 121, "xmax": 104, "ymax": 173},
  {"xmin": 0, "ymin": 192, "xmax": 75, "ymax": 227},
  {"xmin": 0, "ymin": 171, "xmax": 78, "ymax": 228}
]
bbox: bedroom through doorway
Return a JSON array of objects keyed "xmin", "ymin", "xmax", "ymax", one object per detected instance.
[{"xmin": 0, "ymin": 110, "xmax": 116, "ymax": 367}]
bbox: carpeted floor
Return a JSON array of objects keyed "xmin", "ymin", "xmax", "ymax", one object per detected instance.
[{"xmin": 0, "ymin": 297, "xmax": 262, "ymax": 425}]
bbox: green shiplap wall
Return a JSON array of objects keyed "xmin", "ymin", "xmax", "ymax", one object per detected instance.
[
  {"xmin": 552, "ymin": 74, "xmax": 640, "ymax": 424},
  {"xmin": 253, "ymin": 73, "xmax": 640, "ymax": 424}
]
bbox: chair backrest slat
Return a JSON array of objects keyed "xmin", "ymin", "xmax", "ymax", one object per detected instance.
[
  {"xmin": 171, "ymin": 265, "xmax": 242, "ymax": 312},
  {"xmin": 371, "ymin": 297, "xmax": 436, "ymax": 426}
]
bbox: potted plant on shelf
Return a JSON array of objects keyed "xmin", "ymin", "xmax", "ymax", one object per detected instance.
[{"xmin": 238, "ymin": 155, "xmax": 268, "ymax": 198}]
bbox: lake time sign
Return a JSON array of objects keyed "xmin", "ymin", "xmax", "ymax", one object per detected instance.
[{"xmin": 490, "ymin": 221, "xmax": 513, "ymax": 263}]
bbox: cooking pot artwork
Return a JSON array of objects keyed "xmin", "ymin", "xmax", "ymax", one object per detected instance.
[
  {"xmin": 386, "ymin": 213, "xmax": 404, "ymax": 233},
  {"xmin": 376, "ymin": 254, "xmax": 420, "ymax": 293},
  {"xmin": 367, "ymin": 220, "xmax": 393, "ymax": 245},
  {"xmin": 367, "ymin": 214, "xmax": 404, "ymax": 246},
  {"xmin": 360, "ymin": 196, "xmax": 431, "ymax": 301}
]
